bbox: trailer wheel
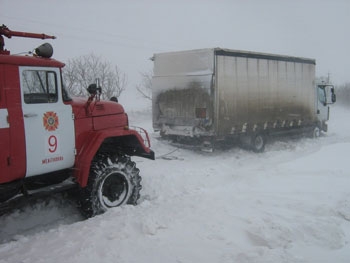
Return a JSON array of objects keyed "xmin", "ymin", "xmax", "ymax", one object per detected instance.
[
  {"xmin": 79, "ymin": 154, "xmax": 141, "ymax": 217},
  {"xmin": 251, "ymin": 134, "xmax": 266, "ymax": 153}
]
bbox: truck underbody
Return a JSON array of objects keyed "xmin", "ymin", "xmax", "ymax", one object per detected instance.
[{"xmin": 0, "ymin": 170, "xmax": 75, "ymax": 215}]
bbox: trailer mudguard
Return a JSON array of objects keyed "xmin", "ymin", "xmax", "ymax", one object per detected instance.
[{"xmin": 74, "ymin": 128, "xmax": 154, "ymax": 187}]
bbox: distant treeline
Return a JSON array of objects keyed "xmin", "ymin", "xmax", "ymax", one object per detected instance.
[{"xmin": 335, "ymin": 83, "xmax": 350, "ymax": 107}]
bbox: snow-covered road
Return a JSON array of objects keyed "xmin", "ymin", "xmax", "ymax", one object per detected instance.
[{"xmin": 0, "ymin": 106, "xmax": 349, "ymax": 263}]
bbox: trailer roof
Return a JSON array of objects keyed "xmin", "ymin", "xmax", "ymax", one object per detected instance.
[
  {"xmin": 153, "ymin": 48, "xmax": 315, "ymax": 65},
  {"xmin": 214, "ymin": 48, "xmax": 315, "ymax": 65}
]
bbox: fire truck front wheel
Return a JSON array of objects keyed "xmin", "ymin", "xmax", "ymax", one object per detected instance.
[{"xmin": 79, "ymin": 154, "xmax": 142, "ymax": 217}]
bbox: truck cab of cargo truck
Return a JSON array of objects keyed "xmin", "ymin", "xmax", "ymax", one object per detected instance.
[{"xmin": 316, "ymin": 83, "xmax": 336, "ymax": 133}]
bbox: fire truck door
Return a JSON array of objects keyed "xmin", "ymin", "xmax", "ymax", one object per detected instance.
[{"xmin": 19, "ymin": 67, "xmax": 75, "ymax": 177}]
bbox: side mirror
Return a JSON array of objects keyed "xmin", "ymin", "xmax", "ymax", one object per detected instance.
[
  {"xmin": 87, "ymin": 83, "xmax": 102, "ymax": 95},
  {"xmin": 331, "ymin": 93, "xmax": 336, "ymax": 103},
  {"xmin": 331, "ymin": 87, "xmax": 336, "ymax": 103}
]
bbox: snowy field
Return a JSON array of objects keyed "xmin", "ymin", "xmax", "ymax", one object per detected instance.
[{"xmin": 1, "ymin": 105, "xmax": 350, "ymax": 263}]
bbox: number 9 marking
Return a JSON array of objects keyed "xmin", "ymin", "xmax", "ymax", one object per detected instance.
[{"xmin": 48, "ymin": 135, "xmax": 58, "ymax": 153}]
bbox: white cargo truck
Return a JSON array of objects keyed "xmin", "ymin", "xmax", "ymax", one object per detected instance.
[{"xmin": 151, "ymin": 48, "xmax": 336, "ymax": 152}]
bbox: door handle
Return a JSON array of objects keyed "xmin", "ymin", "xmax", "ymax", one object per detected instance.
[{"xmin": 24, "ymin": 113, "xmax": 38, "ymax": 118}]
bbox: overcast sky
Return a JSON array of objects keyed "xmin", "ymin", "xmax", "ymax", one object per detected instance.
[{"xmin": 1, "ymin": 0, "xmax": 349, "ymax": 107}]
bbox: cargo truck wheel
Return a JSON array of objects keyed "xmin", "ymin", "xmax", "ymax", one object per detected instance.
[
  {"xmin": 251, "ymin": 134, "xmax": 266, "ymax": 153},
  {"xmin": 312, "ymin": 126, "xmax": 321, "ymax": 138},
  {"xmin": 79, "ymin": 154, "xmax": 141, "ymax": 217}
]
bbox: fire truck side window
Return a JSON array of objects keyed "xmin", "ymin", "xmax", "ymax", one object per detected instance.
[{"xmin": 22, "ymin": 70, "xmax": 58, "ymax": 104}]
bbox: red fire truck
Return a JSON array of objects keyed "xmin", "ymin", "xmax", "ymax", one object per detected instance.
[{"xmin": 0, "ymin": 25, "xmax": 154, "ymax": 217}]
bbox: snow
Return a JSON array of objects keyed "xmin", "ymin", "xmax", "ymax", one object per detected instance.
[{"xmin": 1, "ymin": 106, "xmax": 350, "ymax": 263}]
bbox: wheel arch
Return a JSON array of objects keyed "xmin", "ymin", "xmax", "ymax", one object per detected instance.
[{"xmin": 74, "ymin": 129, "xmax": 154, "ymax": 187}]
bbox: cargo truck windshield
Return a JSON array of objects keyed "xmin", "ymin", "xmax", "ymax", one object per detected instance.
[
  {"xmin": 317, "ymin": 86, "xmax": 326, "ymax": 105},
  {"xmin": 318, "ymin": 84, "xmax": 336, "ymax": 105}
]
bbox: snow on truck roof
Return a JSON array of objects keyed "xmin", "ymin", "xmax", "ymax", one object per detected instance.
[{"xmin": 153, "ymin": 47, "xmax": 316, "ymax": 65}]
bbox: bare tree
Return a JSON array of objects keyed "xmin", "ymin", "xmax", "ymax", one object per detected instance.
[
  {"xmin": 136, "ymin": 70, "xmax": 153, "ymax": 100},
  {"xmin": 62, "ymin": 53, "xmax": 127, "ymax": 100}
]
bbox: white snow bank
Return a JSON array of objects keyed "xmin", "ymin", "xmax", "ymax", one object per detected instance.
[{"xmin": 0, "ymin": 106, "xmax": 350, "ymax": 263}]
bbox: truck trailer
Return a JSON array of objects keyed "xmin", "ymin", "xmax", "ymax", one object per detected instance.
[{"xmin": 151, "ymin": 48, "xmax": 335, "ymax": 152}]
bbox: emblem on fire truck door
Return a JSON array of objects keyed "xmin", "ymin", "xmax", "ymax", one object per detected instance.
[{"xmin": 43, "ymin": 111, "xmax": 59, "ymax": 131}]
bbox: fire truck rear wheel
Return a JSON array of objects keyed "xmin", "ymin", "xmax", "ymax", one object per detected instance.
[{"xmin": 79, "ymin": 154, "xmax": 141, "ymax": 217}]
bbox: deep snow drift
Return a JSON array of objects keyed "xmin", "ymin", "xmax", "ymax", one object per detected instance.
[{"xmin": 0, "ymin": 106, "xmax": 349, "ymax": 263}]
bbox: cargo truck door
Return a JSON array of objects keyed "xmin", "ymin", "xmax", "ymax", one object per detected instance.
[
  {"xmin": 316, "ymin": 85, "xmax": 329, "ymax": 124},
  {"xmin": 19, "ymin": 66, "xmax": 75, "ymax": 177}
]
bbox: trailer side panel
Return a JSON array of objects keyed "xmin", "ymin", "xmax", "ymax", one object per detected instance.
[{"xmin": 215, "ymin": 52, "xmax": 316, "ymax": 136}]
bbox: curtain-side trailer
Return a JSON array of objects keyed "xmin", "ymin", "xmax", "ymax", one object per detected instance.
[{"xmin": 152, "ymin": 48, "xmax": 335, "ymax": 152}]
